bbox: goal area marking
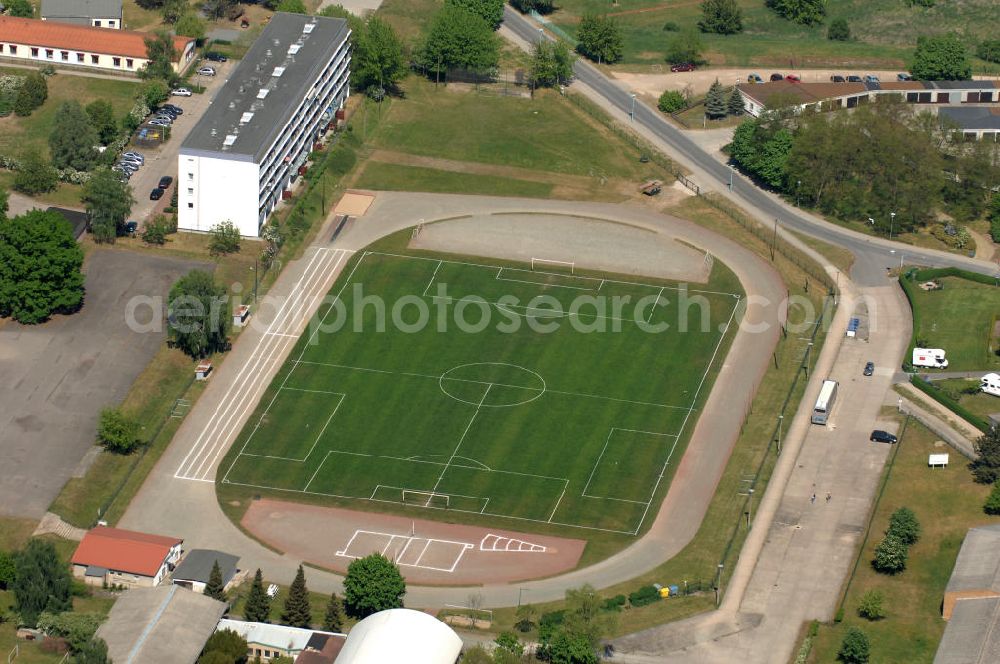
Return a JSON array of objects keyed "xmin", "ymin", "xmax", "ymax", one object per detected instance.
[{"xmin": 531, "ymin": 257, "xmax": 575, "ymax": 274}]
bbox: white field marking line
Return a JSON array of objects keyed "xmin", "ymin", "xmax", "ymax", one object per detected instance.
[
  {"xmin": 336, "ymin": 530, "xmax": 474, "ymax": 573},
  {"xmin": 631, "ymin": 298, "xmax": 741, "ymax": 535},
  {"xmin": 421, "ymin": 260, "xmax": 443, "ymax": 298},
  {"xmin": 586, "ymin": 496, "xmax": 647, "ymax": 505},
  {"xmin": 428, "ymin": 384, "xmax": 491, "ymax": 502},
  {"xmin": 580, "ymin": 429, "xmax": 613, "ymax": 498},
  {"xmin": 225, "ymin": 479, "xmax": 637, "ymax": 535},
  {"xmin": 334, "ymin": 529, "xmax": 362, "ymax": 557},
  {"xmin": 372, "ymin": 484, "xmax": 490, "ymax": 506},
  {"xmin": 646, "ymin": 287, "xmax": 664, "ymax": 324},
  {"xmin": 395, "ymin": 536, "xmax": 414, "ymax": 563},
  {"xmin": 381, "ymin": 535, "xmax": 397, "ymax": 555},
  {"xmin": 492, "ymin": 301, "xmax": 637, "ymax": 324},
  {"xmin": 279, "ymin": 386, "xmax": 345, "ymax": 395},
  {"xmin": 396, "ymin": 455, "xmax": 493, "ymax": 472},
  {"xmin": 188, "ymin": 248, "xmax": 348, "ymax": 480},
  {"xmin": 412, "ymin": 539, "xmax": 433, "ymax": 567},
  {"xmin": 548, "ymin": 483, "xmax": 568, "ymax": 523},
  {"xmin": 220, "ymin": 251, "xmax": 366, "ymax": 485},
  {"xmin": 495, "ymin": 268, "xmax": 597, "ymax": 292},
  {"xmin": 303, "ymin": 451, "xmax": 332, "ymax": 491},
  {"xmin": 378, "ymin": 455, "xmax": 566, "ymax": 482},
  {"xmin": 367, "ymin": 250, "xmax": 742, "ymax": 297},
  {"xmin": 264, "ymin": 332, "xmax": 301, "ymax": 338},
  {"xmin": 445, "ymin": 543, "xmax": 474, "ymax": 573},
  {"xmin": 176, "ymin": 247, "xmax": 341, "ymax": 480},
  {"xmin": 480, "ymin": 497, "xmax": 490, "ymax": 514}
]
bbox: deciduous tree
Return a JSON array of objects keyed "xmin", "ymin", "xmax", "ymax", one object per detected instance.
[
  {"xmin": 71, "ymin": 638, "xmax": 110, "ymax": 664},
  {"xmin": 82, "ymin": 168, "xmax": 135, "ymax": 243},
  {"xmin": 354, "ymin": 17, "xmax": 407, "ymax": 93},
  {"xmin": 658, "ymin": 89, "xmax": 686, "ymax": 113},
  {"xmin": 159, "ymin": 0, "xmax": 188, "ymax": 23},
  {"xmin": 14, "ymin": 72, "xmax": 48, "ymax": 117},
  {"xmin": 97, "ymin": 407, "xmax": 141, "ymax": 454},
  {"xmin": 13, "ymin": 149, "xmax": 57, "ymax": 195},
  {"xmin": 699, "ymin": 0, "xmax": 743, "ymax": 35},
  {"xmin": 887, "ymin": 507, "xmax": 921, "ymax": 545},
  {"xmin": 911, "ymin": 34, "xmax": 971, "ymax": 81},
  {"xmin": 86, "ymin": 100, "xmax": 119, "ymax": 145},
  {"xmin": 827, "ymin": 18, "xmax": 850, "ymax": 41},
  {"xmin": 0, "ymin": 551, "xmax": 16, "ymax": 590},
  {"xmin": 175, "ymin": 13, "xmax": 206, "ymax": 41},
  {"xmin": 872, "ymin": 533, "xmax": 907, "ymax": 574},
  {"xmin": 545, "ymin": 629, "xmax": 597, "ymax": 664},
  {"xmin": 420, "ymin": 5, "xmax": 500, "ymax": 76},
  {"xmin": 13, "ymin": 540, "xmax": 72, "ymax": 626},
  {"xmin": 49, "ymin": 101, "xmax": 99, "ymax": 171},
  {"xmin": 575, "ymin": 14, "xmax": 623, "ymax": 64},
  {"xmin": 167, "ymin": 270, "xmax": 231, "ymax": 358},
  {"xmin": 281, "ymin": 565, "xmax": 312, "ymax": 628},
  {"xmin": 276, "ymin": 0, "xmax": 307, "ymax": 13},
  {"xmin": 8, "ymin": 0, "xmax": 33, "ymax": 16},
  {"xmin": 529, "ymin": 40, "xmax": 575, "ymax": 88},
  {"xmin": 857, "ymin": 589, "xmax": 885, "ymax": 620},
  {"xmin": 199, "ymin": 629, "xmax": 247, "ymax": 663},
  {"xmin": 140, "ymin": 31, "xmax": 179, "ymax": 84},
  {"xmin": 243, "ymin": 569, "xmax": 271, "ymax": 623},
  {"xmin": 343, "ymin": 554, "xmax": 405, "ymax": 619},
  {"xmin": 0, "ymin": 209, "xmax": 83, "ymax": 324},
  {"xmin": 765, "ymin": 0, "xmax": 826, "ymax": 26},
  {"xmin": 665, "ymin": 29, "xmax": 704, "ymax": 65},
  {"xmin": 973, "ymin": 426, "xmax": 1000, "ymax": 484},
  {"xmin": 208, "ymin": 220, "xmax": 241, "ymax": 256},
  {"xmin": 445, "ymin": 0, "xmax": 504, "ymax": 30}
]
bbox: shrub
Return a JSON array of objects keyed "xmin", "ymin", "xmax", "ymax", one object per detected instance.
[
  {"xmin": 887, "ymin": 507, "xmax": 921, "ymax": 545},
  {"xmin": 872, "ymin": 533, "xmax": 908, "ymax": 574},
  {"xmin": 141, "ymin": 216, "xmax": 170, "ymax": 245},
  {"xmin": 628, "ymin": 585, "xmax": 661, "ymax": 607},
  {"xmin": 662, "ymin": 21, "xmax": 681, "ymax": 31},
  {"xmin": 838, "ymin": 627, "xmax": 870, "ymax": 664},
  {"xmin": 658, "ymin": 90, "xmax": 687, "ymax": 113},
  {"xmin": 601, "ymin": 594, "xmax": 626, "ymax": 611},
  {"xmin": 208, "ymin": 220, "xmax": 241, "ymax": 256},
  {"xmin": 827, "ymin": 18, "xmax": 850, "ymax": 41},
  {"xmin": 984, "ymin": 481, "xmax": 1000, "ymax": 515},
  {"xmin": 857, "ymin": 589, "xmax": 885, "ymax": 620},
  {"xmin": 97, "ymin": 407, "xmax": 141, "ymax": 454}
]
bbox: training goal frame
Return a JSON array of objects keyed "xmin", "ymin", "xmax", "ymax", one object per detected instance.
[{"xmin": 531, "ymin": 257, "xmax": 575, "ymax": 274}]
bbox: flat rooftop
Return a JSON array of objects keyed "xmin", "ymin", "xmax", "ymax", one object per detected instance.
[{"xmin": 181, "ymin": 12, "xmax": 349, "ymax": 162}]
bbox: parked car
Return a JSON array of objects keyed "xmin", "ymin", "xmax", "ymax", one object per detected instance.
[
  {"xmin": 148, "ymin": 119, "xmax": 171, "ymax": 127},
  {"xmin": 897, "ymin": 72, "xmax": 912, "ymax": 81},
  {"xmin": 864, "ymin": 75, "xmax": 880, "ymax": 83},
  {"xmin": 830, "ymin": 75, "xmax": 846, "ymax": 83},
  {"xmin": 149, "ymin": 188, "xmax": 164, "ymax": 200},
  {"xmin": 197, "ymin": 66, "xmax": 216, "ymax": 76},
  {"xmin": 124, "ymin": 221, "xmax": 138, "ymax": 236},
  {"xmin": 171, "ymin": 88, "xmax": 192, "ymax": 97},
  {"xmin": 863, "ymin": 361, "xmax": 875, "ymax": 376},
  {"xmin": 870, "ymin": 430, "xmax": 898, "ymax": 444},
  {"xmin": 153, "ymin": 116, "xmax": 174, "ymax": 124},
  {"xmin": 122, "ymin": 151, "xmax": 144, "ymax": 163},
  {"xmin": 769, "ymin": 73, "xmax": 783, "ymax": 81},
  {"xmin": 747, "ymin": 73, "xmax": 763, "ymax": 84},
  {"xmin": 111, "ymin": 165, "xmax": 133, "ymax": 177},
  {"xmin": 670, "ymin": 62, "xmax": 695, "ymax": 72},
  {"xmin": 158, "ymin": 176, "xmax": 174, "ymax": 189},
  {"xmin": 157, "ymin": 107, "xmax": 179, "ymax": 117},
  {"xmin": 161, "ymin": 104, "xmax": 183, "ymax": 115},
  {"xmin": 846, "ymin": 75, "xmax": 863, "ymax": 83},
  {"xmin": 785, "ymin": 74, "xmax": 801, "ymax": 82},
  {"xmin": 116, "ymin": 161, "xmax": 139, "ymax": 172},
  {"xmin": 205, "ymin": 52, "xmax": 228, "ymax": 62}
]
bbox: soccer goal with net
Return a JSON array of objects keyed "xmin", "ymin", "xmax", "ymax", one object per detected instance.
[{"xmin": 531, "ymin": 257, "xmax": 575, "ymax": 275}]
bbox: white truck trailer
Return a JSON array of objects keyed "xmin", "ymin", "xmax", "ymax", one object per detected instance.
[{"xmin": 912, "ymin": 347, "xmax": 949, "ymax": 369}]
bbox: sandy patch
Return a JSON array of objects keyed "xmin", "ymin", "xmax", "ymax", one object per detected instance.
[{"xmin": 335, "ymin": 192, "xmax": 375, "ymax": 216}]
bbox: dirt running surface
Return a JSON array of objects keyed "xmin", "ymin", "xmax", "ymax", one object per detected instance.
[
  {"xmin": 242, "ymin": 498, "xmax": 587, "ymax": 585},
  {"xmin": 409, "ymin": 212, "xmax": 711, "ymax": 283}
]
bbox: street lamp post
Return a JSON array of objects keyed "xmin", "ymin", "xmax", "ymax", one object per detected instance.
[
  {"xmin": 715, "ymin": 563, "xmax": 724, "ymax": 606},
  {"xmin": 252, "ymin": 258, "xmax": 258, "ymax": 304},
  {"xmin": 890, "ymin": 211, "xmax": 896, "ymax": 240},
  {"xmin": 777, "ymin": 414, "xmax": 784, "ymax": 454},
  {"xmin": 796, "ymin": 179, "xmax": 801, "ymax": 207},
  {"xmin": 629, "ymin": 93, "xmax": 636, "ymax": 123},
  {"xmin": 729, "ymin": 165, "xmax": 734, "ymax": 192},
  {"xmin": 747, "ymin": 488, "xmax": 755, "ymax": 528}
]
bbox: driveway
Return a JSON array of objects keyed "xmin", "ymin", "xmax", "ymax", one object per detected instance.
[
  {"xmin": 128, "ymin": 61, "xmax": 233, "ymax": 225},
  {"xmin": 0, "ymin": 249, "xmax": 208, "ymax": 518}
]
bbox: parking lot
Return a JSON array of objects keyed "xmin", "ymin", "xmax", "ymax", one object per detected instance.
[{"xmin": 128, "ymin": 59, "xmax": 234, "ymax": 225}]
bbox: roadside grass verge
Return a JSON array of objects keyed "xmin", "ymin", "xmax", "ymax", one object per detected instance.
[
  {"xmin": 804, "ymin": 418, "xmax": 994, "ymax": 664},
  {"xmin": 788, "ymin": 229, "xmax": 856, "ymax": 276},
  {"xmin": 0, "ymin": 172, "xmax": 83, "ymax": 209},
  {"xmin": 352, "ymin": 161, "xmax": 555, "ymax": 198},
  {"xmin": 484, "ymin": 195, "xmax": 831, "ymax": 637},
  {"xmin": 929, "ymin": 378, "xmax": 1000, "ymax": 424}
]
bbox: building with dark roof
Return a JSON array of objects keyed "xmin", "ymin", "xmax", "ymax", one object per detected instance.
[
  {"xmin": 71, "ymin": 526, "xmax": 183, "ymax": 588},
  {"xmin": 934, "ymin": 524, "xmax": 1000, "ymax": 664},
  {"xmin": 939, "ymin": 107, "xmax": 1000, "ymax": 141},
  {"xmin": 738, "ymin": 79, "xmax": 1000, "ymax": 117},
  {"xmin": 178, "ymin": 12, "xmax": 351, "ymax": 237},
  {"xmin": 97, "ymin": 585, "xmax": 226, "ymax": 664},
  {"xmin": 41, "ymin": 0, "xmax": 123, "ymax": 29},
  {"xmin": 171, "ymin": 549, "xmax": 241, "ymax": 593},
  {"xmin": 0, "ymin": 16, "xmax": 194, "ymax": 74},
  {"xmin": 216, "ymin": 619, "xmax": 346, "ymax": 663}
]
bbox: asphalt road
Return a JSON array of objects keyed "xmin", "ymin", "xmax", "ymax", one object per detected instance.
[{"xmin": 503, "ymin": 6, "xmax": 997, "ymax": 285}]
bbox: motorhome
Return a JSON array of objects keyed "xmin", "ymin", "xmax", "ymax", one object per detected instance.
[
  {"xmin": 982, "ymin": 373, "xmax": 1000, "ymax": 397},
  {"xmin": 912, "ymin": 347, "xmax": 948, "ymax": 369}
]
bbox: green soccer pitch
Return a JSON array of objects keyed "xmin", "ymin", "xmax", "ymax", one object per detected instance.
[{"xmin": 220, "ymin": 249, "xmax": 742, "ymax": 535}]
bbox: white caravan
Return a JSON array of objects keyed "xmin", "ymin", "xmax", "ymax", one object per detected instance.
[
  {"xmin": 912, "ymin": 347, "xmax": 949, "ymax": 369},
  {"xmin": 982, "ymin": 373, "xmax": 1000, "ymax": 397}
]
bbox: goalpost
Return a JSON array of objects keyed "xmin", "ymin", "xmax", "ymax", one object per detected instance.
[
  {"xmin": 401, "ymin": 489, "xmax": 451, "ymax": 509},
  {"xmin": 531, "ymin": 257, "xmax": 575, "ymax": 275}
]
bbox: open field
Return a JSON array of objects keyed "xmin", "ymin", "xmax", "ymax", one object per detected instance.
[
  {"xmin": 0, "ymin": 69, "xmax": 139, "ymax": 159},
  {"xmin": 546, "ymin": 0, "xmax": 996, "ymax": 67},
  {"xmin": 929, "ymin": 378, "xmax": 1000, "ymax": 423},
  {"xmin": 907, "ymin": 275, "xmax": 1000, "ymax": 371},
  {"xmin": 353, "ymin": 161, "xmax": 555, "ymax": 198},
  {"xmin": 805, "ymin": 418, "xmax": 995, "ymax": 663},
  {"xmin": 220, "ymin": 247, "xmax": 741, "ymax": 536}
]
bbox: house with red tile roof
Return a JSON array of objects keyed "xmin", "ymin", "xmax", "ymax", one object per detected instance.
[
  {"xmin": 71, "ymin": 526, "xmax": 183, "ymax": 588},
  {"xmin": 0, "ymin": 16, "xmax": 195, "ymax": 76}
]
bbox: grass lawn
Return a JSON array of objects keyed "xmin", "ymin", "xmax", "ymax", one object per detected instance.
[
  {"xmin": 0, "ymin": 172, "xmax": 84, "ymax": 209},
  {"xmin": 122, "ymin": 0, "xmax": 163, "ymax": 31},
  {"xmin": 805, "ymin": 418, "xmax": 996, "ymax": 663},
  {"xmin": 228, "ymin": 576, "xmax": 356, "ymax": 631},
  {"xmin": 907, "ymin": 275, "xmax": 1000, "ymax": 371},
  {"xmin": 353, "ymin": 161, "xmax": 555, "ymax": 198},
  {"xmin": 0, "ymin": 69, "xmax": 139, "ymax": 160},
  {"xmin": 219, "ymin": 238, "xmax": 741, "ymax": 539},
  {"xmin": 546, "ymin": 0, "xmax": 994, "ymax": 67},
  {"xmin": 378, "ymin": 0, "xmax": 441, "ymax": 48},
  {"xmin": 930, "ymin": 378, "xmax": 1000, "ymax": 423},
  {"xmin": 374, "ymin": 79, "xmax": 652, "ymax": 181}
]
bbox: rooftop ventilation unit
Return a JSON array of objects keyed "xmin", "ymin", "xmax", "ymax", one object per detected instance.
[
  {"xmin": 272, "ymin": 66, "xmax": 286, "ymax": 77},
  {"xmin": 303, "ymin": 23, "xmax": 315, "ymax": 34},
  {"xmin": 257, "ymin": 88, "xmax": 269, "ymax": 99},
  {"xmin": 240, "ymin": 112, "xmax": 254, "ymax": 125},
  {"xmin": 288, "ymin": 44, "xmax": 301, "ymax": 56},
  {"xmin": 223, "ymin": 135, "xmax": 237, "ymax": 147}
]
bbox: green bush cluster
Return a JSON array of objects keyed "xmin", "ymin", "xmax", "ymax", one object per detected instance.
[{"xmin": 628, "ymin": 585, "xmax": 660, "ymax": 607}]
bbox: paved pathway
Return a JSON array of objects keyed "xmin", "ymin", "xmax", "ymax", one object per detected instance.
[{"xmin": 120, "ymin": 192, "xmax": 785, "ymax": 607}]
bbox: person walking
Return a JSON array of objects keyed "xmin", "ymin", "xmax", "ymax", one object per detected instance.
[
  {"xmin": 826, "ymin": 492, "xmax": 831, "ymax": 503},
  {"xmin": 811, "ymin": 493, "xmax": 816, "ymax": 504}
]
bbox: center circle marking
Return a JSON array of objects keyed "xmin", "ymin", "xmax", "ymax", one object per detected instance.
[{"xmin": 438, "ymin": 362, "xmax": 547, "ymax": 408}]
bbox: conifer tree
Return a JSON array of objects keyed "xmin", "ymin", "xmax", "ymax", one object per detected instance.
[
  {"xmin": 281, "ymin": 565, "xmax": 312, "ymax": 628},
  {"xmin": 203, "ymin": 560, "xmax": 227, "ymax": 602},
  {"xmin": 323, "ymin": 591, "xmax": 345, "ymax": 632},
  {"xmin": 243, "ymin": 569, "xmax": 271, "ymax": 623},
  {"xmin": 727, "ymin": 87, "xmax": 745, "ymax": 116},
  {"xmin": 705, "ymin": 79, "xmax": 727, "ymax": 119}
]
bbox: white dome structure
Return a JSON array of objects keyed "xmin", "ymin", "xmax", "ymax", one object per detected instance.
[{"xmin": 336, "ymin": 608, "xmax": 462, "ymax": 664}]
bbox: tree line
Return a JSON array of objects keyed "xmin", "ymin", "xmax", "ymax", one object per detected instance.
[{"xmin": 728, "ymin": 99, "xmax": 1000, "ymax": 235}]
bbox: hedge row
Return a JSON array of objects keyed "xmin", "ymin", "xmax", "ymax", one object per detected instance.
[{"xmin": 909, "ymin": 375, "xmax": 991, "ymax": 433}]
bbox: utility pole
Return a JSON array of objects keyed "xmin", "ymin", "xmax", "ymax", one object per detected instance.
[
  {"xmin": 629, "ymin": 93, "xmax": 636, "ymax": 122},
  {"xmin": 890, "ymin": 211, "xmax": 896, "ymax": 240}
]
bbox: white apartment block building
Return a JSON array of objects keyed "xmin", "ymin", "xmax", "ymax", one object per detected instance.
[{"xmin": 178, "ymin": 13, "xmax": 351, "ymax": 238}]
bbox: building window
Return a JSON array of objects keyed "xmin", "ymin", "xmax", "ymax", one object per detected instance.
[
  {"xmin": 60, "ymin": 51, "xmax": 69, "ymax": 61},
  {"xmin": 91, "ymin": 55, "xmax": 99, "ymax": 64},
  {"xmin": 187, "ymin": 173, "xmax": 193, "ymax": 180},
  {"xmin": 30, "ymin": 47, "xmax": 38, "ymax": 57},
  {"xmin": 113, "ymin": 57, "xmax": 121, "ymax": 67},
  {"xmin": 126, "ymin": 58, "xmax": 133, "ymax": 68},
  {"xmin": 77, "ymin": 53, "xmax": 84, "ymax": 63},
  {"xmin": 187, "ymin": 202, "xmax": 193, "ymax": 209},
  {"xmin": 8, "ymin": 45, "xmax": 15, "ymax": 55},
  {"xmin": 187, "ymin": 188, "xmax": 193, "ymax": 195},
  {"xmin": 109, "ymin": 20, "xmax": 116, "ymax": 28},
  {"xmin": 45, "ymin": 49, "xmax": 54, "ymax": 60},
  {"xmin": 94, "ymin": 20, "xmax": 102, "ymax": 27}
]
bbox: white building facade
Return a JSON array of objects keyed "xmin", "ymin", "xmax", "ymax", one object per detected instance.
[
  {"xmin": 41, "ymin": 0, "xmax": 124, "ymax": 29},
  {"xmin": 178, "ymin": 13, "xmax": 351, "ymax": 238}
]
